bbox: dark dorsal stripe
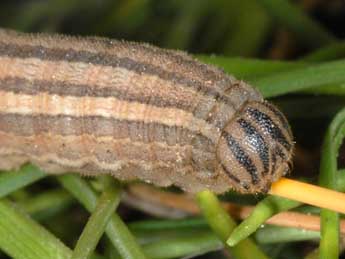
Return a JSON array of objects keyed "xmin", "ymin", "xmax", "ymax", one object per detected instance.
[
  {"xmin": 237, "ymin": 118, "xmax": 269, "ymax": 175},
  {"xmin": 0, "ymin": 76, "xmax": 194, "ymax": 112},
  {"xmin": 246, "ymin": 107, "xmax": 292, "ymax": 151},
  {"xmin": 0, "ymin": 42, "xmax": 234, "ymax": 106},
  {"xmin": 221, "ymin": 131, "xmax": 259, "ymax": 185},
  {"xmin": 2, "ymin": 29, "xmax": 225, "ymax": 83},
  {"xmin": 0, "ymin": 113, "xmax": 214, "ymax": 150}
]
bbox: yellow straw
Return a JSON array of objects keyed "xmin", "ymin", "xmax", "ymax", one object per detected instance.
[{"xmin": 269, "ymin": 177, "xmax": 345, "ymax": 214}]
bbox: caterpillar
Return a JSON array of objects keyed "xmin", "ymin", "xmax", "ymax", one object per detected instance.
[{"xmin": 0, "ymin": 28, "xmax": 294, "ymax": 194}]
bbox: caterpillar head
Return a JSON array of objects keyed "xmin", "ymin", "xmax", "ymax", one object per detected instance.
[{"xmin": 216, "ymin": 101, "xmax": 294, "ymax": 194}]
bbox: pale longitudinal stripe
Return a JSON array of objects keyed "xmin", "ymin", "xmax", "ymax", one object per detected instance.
[
  {"xmin": 0, "ymin": 56, "xmax": 209, "ymax": 113},
  {"xmin": 0, "ymin": 91, "xmax": 220, "ymax": 142}
]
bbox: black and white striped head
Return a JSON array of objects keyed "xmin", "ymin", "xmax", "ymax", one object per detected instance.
[{"xmin": 216, "ymin": 101, "xmax": 294, "ymax": 194}]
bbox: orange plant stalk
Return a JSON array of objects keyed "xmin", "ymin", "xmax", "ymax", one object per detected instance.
[{"xmin": 269, "ymin": 178, "xmax": 345, "ymax": 214}]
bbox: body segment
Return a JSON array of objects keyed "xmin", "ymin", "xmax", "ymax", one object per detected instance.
[{"xmin": 0, "ymin": 29, "xmax": 293, "ymax": 194}]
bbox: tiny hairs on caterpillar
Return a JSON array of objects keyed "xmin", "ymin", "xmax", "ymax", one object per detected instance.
[{"xmin": 0, "ymin": 28, "xmax": 294, "ymax": 194}]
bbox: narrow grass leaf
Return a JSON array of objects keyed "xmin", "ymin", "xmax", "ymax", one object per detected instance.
[
  {"xmin": 197, "ymin": 55, "xmax": 306, "ymax": 80},
  {"xmin": 255, "ymin": 226, "xmax": 320, "ymax": 244},
  {"xmin": 129, "ymin": 217, "xmax": 207, "ymax": 231},
  {"xmin": 142, "ymin": 231, "xmax": 222, "ymax": 259},
  {"xmin": 0, "ymin": 164, "xmax": 46, "ymax": 198},
  {"xmin": 252, "ymin": 59, "xmax": 345, "ymax": 98},
  {"xmin": 71, "ymin": 182, "xmax": 121, "ymax": 259},
  {"xmin": 318, "ymin": 108, "xmax": 345, "ymax": 259},
  {"xmin": 227, "ymin": 196, "xmax": 300, "ymax": 246},
  {"xmin": 58, "ymin": 174, "xmax": 147, "ymax": 259},
  {"xmin": 0, "ymin": 198, "xmax": 71, "ymax": 259},
  {"xmin": 196, "ymin": 190, "xmax": 269, "ymax": 259},
  {"xmin": 198, "ymin": 56, "xmax": 345, "ymax": 98}
]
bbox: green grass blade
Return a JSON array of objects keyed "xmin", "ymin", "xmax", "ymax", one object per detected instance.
[
  {"xmin": 197, "ymin": 55, "xmax": 306, "ymax": 80},
  {"xmin": 58, "ymin": 175, "xmax": 97, "ymax": 210},
  {"xmin": 129, "ymin": 217, "xmax": 207, "ymax": 231},
  {"xmin": 252, "ymin": 59, "xmax": 345, "ymax": 98},
  {"xmin": 105, "ymin": 214, "xmax": 147, "ymax": 259},
  {"xmin": 257, "ymin": 0, "xmax": 336, "ymax": 48},
  {"xmin": 0, "ymin": 164, "xmax": 46, "ymax": 198},
  {"xmin": 319, "ymin": 210, "xmax": 339, "ymax": 259},
  {"xmin": 198, "ymin": 55, "xmax": 345, "ymax": 98},
  {"xmin": 71, "ymin": 182, "xmax": 122, "ymax": 259},
  {"xmin": 318, "ymin": 108, "xmax": 345, "ymax": 259},
  {"xmin": 198, "ymin": 56, "xmax": 345, "ymax": 98},
  {"xmin": 227, "ymin": 196, "xmax": 300, "ymax": 246},
  {"xmin": 142, "ymin": 231, "xmax": 222, "ymax": 259},
  {"xmin": 196, "ymin": 190, "xmax": 269, "ymax": 259},
  {"xmin": 0, "ymin": 198, "xmax": 71, "ymax": 259},
  {"xmin": 255, "ymin": 226, "xmax": 320, "ymax": 244},
  {"xmin": 58, "ymin": 174, "xmax": 147, "ymax": 259},
  {"xmin": 131, "ymin": 226, "xmax": 225, "ymax": 259}
]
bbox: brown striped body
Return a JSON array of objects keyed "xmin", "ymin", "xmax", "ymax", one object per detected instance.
[{"xmin": 0, "ymin": 28, "xmax": 293, "ymax": 194}]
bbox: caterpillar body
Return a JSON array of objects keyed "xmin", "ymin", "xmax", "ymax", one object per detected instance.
[{"xmin": 0, "ymin": 28, "xmax": 293, "ymax": 194}]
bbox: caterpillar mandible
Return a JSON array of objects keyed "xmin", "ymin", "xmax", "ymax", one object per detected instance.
[{"xmin": 0, "ymin": 28, "xmax": 294, "ymax": 194}]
